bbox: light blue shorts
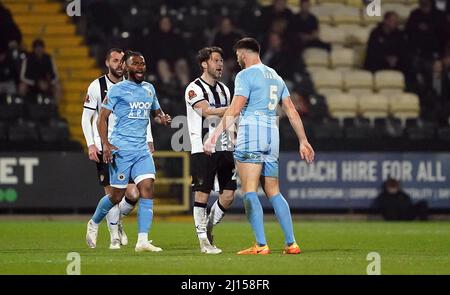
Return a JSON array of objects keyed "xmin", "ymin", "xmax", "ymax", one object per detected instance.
[
  {"xmin": 109, "ymin": 150, "xmax": 156, "ymax": 188},
  {"xmin": 233, "ymin": 151, "xmax": 279, "ymax": 178},
  {"xmin": 234, "ymin": 123, "xmax": 279, "ymax": 178}
]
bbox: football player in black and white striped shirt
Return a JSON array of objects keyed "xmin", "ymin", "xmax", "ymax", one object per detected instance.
[
  {"xmin": 81, "ymin": 48, "xmax": 154, "ymax": 249},
  {"xmin": 184, "ymin": 47, "xmax": 236, "ymax": 254}
]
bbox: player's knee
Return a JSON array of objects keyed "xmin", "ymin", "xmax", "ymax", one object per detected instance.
[
  {"xmin": 110, "ymin": 191, "xmax": 124, "ymax": 204},
  {"xmin": 126, "ymin": 187, "xmax": 140, "ymax": 201},
  {"xmin": 220, "ymin": 191, "xmax": 235, "ymax": 206},
  {"xmin": 139, "ymin": 184, "xmax": 154, "ymax": 199}
]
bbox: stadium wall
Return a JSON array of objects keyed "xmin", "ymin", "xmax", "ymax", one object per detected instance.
[{"xmin": 1, "ymin": 152, "xmax": 449, "ymax": 213}]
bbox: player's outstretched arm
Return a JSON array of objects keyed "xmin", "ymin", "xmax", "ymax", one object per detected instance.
[
  {"xmin": 203, "ymin": 95, "xmax": 246, "ymax": 154},
  {"xmin": 81, "ymin": 108, "xmax": 100, "ymax": 162},
  {"xmin": 193, "ymin": 100, "xmax": 228, "ymax": 117},
  {"xmin": 97, "ymin": 107, "xmax": 117, "ymax": 163},
  {"xmin": 281, "ymin": 96, "xmax": 315, "ymax": 163}
]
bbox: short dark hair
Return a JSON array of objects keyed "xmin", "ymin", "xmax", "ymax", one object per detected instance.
[
  {"xmin": 196, "ymin": 46, "xmax": 224, "ymax": 71},
  {"xmin": 233, "ymin": 37, "xmax": 260, "ymax": 54},
  {"xmin": 383, "ymin": 11, "xmax": 398, "ymax": 20},
  {"xmin": 106, "ymin": 48, "xmax": 124, "ymax": 60},
  {"xmin": 121, "ymin": 50, "xmax": 144, "ymax": 64},
  {"xmin": 32, "ymin": 39, "xmax": 45, "ymax": 49}
]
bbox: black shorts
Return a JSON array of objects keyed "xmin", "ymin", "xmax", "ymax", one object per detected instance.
[
  {"xmin": 95, "ymin": 152, "xmax": 134, "ymax": 187},
  {"xmin": 190, "ymin": 151, "xmax": 237, "ymax": 194},
  {"xmin": 95, "ymin": 152, "xmax": 110, "ymax": 187}
]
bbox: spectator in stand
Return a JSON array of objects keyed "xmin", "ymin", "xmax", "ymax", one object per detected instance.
[
  {"xmin": 149, "ymin": 17, "xmax": 189, "ymax": 75},
  {"xmin": 364, "ymin": 11, "xmax": 408, "ymax": 73},
  {"xmin": 0, "ymin": 3, "xmax": 22, "ymax": 49},
  {"xmin": 19, "ymin": 39, "xmax": 60, "ymax": 102},
  {"xmin": 156, "ymin": 60, "xmax": 181, "ymax": 97},
  {"xmin": 259, "ymin": 0, "xmax": 293, "ymax": 39},
  {"xmin": 373, "ymin": 178, "xmax": 428, "ymax": 221},
  {"xmin": 288, "ymin": 0, "xmax": 331, "ymax": 52},
  {"xmin": 211, "ymin": 17, "xmax": 244, "ymax": 61},
  {"xmin": 423, "ymin": 59, "xmax": 450, "ymax": 123},
  {"xmin": 261, "ymin": 31, "xmax": 296, "ymax": 80},
  {"xmin": 0, "ymin": 45, "xmax": 17, "ymax": 95},
  {"xmin": 405, "ymin": 0, "xmax": 446, "ymax": 61},
  {"xmin": 210, "ymin": 17, "xmax": 244, "ymax": 84}
]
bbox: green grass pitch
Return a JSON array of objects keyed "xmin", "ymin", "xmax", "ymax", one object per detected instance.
[{"xmin": 0, "ymin": 219, "xmax": 449, "ymax": 274}]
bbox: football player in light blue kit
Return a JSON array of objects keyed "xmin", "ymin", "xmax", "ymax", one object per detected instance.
[
  {"xmin": 86, "ymin": 51, "xmax": 172, "ymax": 252},
  {"xmin": 204, "ymin": 38, "xmax": 315, "ymax": 255}
]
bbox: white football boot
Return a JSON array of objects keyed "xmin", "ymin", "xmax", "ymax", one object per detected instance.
[
  {"xmin": 199, "ymin": 238, "xmax": 222, "ymax": 254},
  {"xmin": 108, "ymin": 223, "xmax": 121, "ymax": 250},
  {"xmin": 135, "ymin": 240, "xmax": 163, "ymax": 252},
  {"xmin": 118, "ymin": 220, "xmax": 128, "ymax": 246},
  {"xmin": 86, "ymin": 219, "xmax": 99, "ymax": 249}
]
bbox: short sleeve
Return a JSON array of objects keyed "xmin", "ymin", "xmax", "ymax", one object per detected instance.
[
  {"xmin": 150, "ymin": 85, "xmax": 161, "ymax": 111},
  {"xmin": 102, "ymin": 85, "xmax": 120, "ymax": 111},
  {"xmin": 185, "ymin": 84, "xmax": 206, "ymax": 107},
  {"xmin": 234, "ymin": 70, "xmax": 250, "ymax": 98},
  {"xmin": 281, "ymin": 80, "xmax": 290, "ymax": 101},
  {"xmin": 83, "ymin": 81, "xmax": 99, "ymax": 110}
]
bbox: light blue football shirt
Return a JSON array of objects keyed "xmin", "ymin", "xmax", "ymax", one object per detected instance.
[
  {"xmin": 102, "ymin": 80, "xmax": 160, "ymax": 151},
  {"xmin": 234, "ymin": 63, "xmax": 290, "ymax": 152}
]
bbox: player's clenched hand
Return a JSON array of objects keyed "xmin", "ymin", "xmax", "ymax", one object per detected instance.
[
  {"xmin": 300, "ymin": 141, "xmax": 315, "ymax": 163},
  {"xmin": 102, "ymin": 142, "xmax": 118, "ymax": 163},
  {"xmin": 157, "ymin": 114, "xmax": 172, "ymax": 125},
  {"xmin": 203, "ymin": 134, "xmax": 217, "ymax": 155},
  {"xmin": 88, "ymin": 144, "xmax": 101, "ymax": 163},
  {"xmin": 148, "ymin": 142, "xmax": 155, "ymax": 154}
]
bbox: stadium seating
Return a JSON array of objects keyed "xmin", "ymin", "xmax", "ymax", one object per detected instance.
[
  {"xmin": 312, "ymin": 69, "xmax": 343, "ymax": 92},
  {"xmin": 303, "ymin": 48, "xmax": 330, "ymax": 68},
  {"xmin": 39, "ymin": 118, "xmax": 70, "ymax": 143},
  {"xmin": 437, "ymin": 126, "xmax": 450, "ymax": 142},
  {"xmin": 320, "ymin": 25, "xmax": 347, "ymax": 46},
  {"xmin": 326, "ymin": 93, "xmax": 358, "ymax": 121},
  {"xmin": 344, "ymin": 117, "xmax": 372, "ymax": 139},
  {"xmin": 330, "ymin": 48, "xmax": 355, "ymax": 71},
  {"xmin": 0, "ymin": 94, "xmax": 25, "ymax": 121},
  {"xmin": 331, "ymin": 6, "xmax": 361, "ymax": 25},
  {"xmin": 389, "ymin": 93, "xmax": 421, "ymax": 123},
  {"xmin": 359, "ymin": 94, "xmax": 389, "ymax": 121},
  {"xmin": 8, "ymin": 119, "xmax": 39, "ymax": 143},
  {"xmin": 343, "ymin": 70, "xmax": 374, "ymax": 92},
  {"xmin": 0, "ymin": 121, "xmax": 7, "ymax": 143},
  {"xmin": 26, "ymin": 94, "xmax": 58, "ymax": 121},
  {"xmin": 313, "ymin": 118, "xmax": 344, "ymax": 139},
  {"xmin": 375, "ymin": 70, "xmax": 405, "ymax": 93}
]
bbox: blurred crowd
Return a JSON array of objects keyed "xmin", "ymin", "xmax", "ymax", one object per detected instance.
[
  {"xmin": 1, "ymin": 0, "xmax": 449, "ymax": 150},
  {"xmin": 1, "ymin": 3, "xmax": 60, "ymax": 102}
]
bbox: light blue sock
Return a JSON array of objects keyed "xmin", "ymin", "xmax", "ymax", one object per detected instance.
[
  {"xmin": 270, "ymin": 193, "xmax": 295, "ymax": 245},
  {"xmin": 243, "ymin": 192, "xmax": 267, "ymax": 246},
  {"xmin": 92, "ymin": 195, "xmax": 114, "ymax": 224},
  {"xmin": 138, "ymin": 198, "xmax": 153, "ymax": 234}
]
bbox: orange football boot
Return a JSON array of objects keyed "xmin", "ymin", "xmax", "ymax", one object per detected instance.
[
  {"xmin": 283, "ymin": 242, "xmax": 301, "ymax": 254},
  {"xmin": 237, "ymin": 243, "xmax": 270, "ymax": 255}
]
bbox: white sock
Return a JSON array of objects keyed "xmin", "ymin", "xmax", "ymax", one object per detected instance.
[
  {"xmin": 106, "ymin": 205, "xmax": 120, "ymax": 242},
  {"xmin": 119, "ymin": 197, "xmax": 135, "ymax": 216},
  {"xmin": 209, "ymin": 200, "xmax": 226, "ymax": 226},
  {"xmin": 106, "ymin": 205, "xmax": 120, "ymax": 227},
  {"xmin": 90, "ymin": 219, "xmax": 99, "ymax": 227},
  {"xmin": 193, "ymin": 204, "xmax": 207, "ymax": 239},
  {"xmin": 138, "ymin": 233, "xmax": 148, "ymax": 244}
]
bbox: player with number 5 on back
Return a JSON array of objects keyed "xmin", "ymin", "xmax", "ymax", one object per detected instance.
[{"xmin": 204, "ymin": 38, "xmax": 315, "ymax": 255}]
